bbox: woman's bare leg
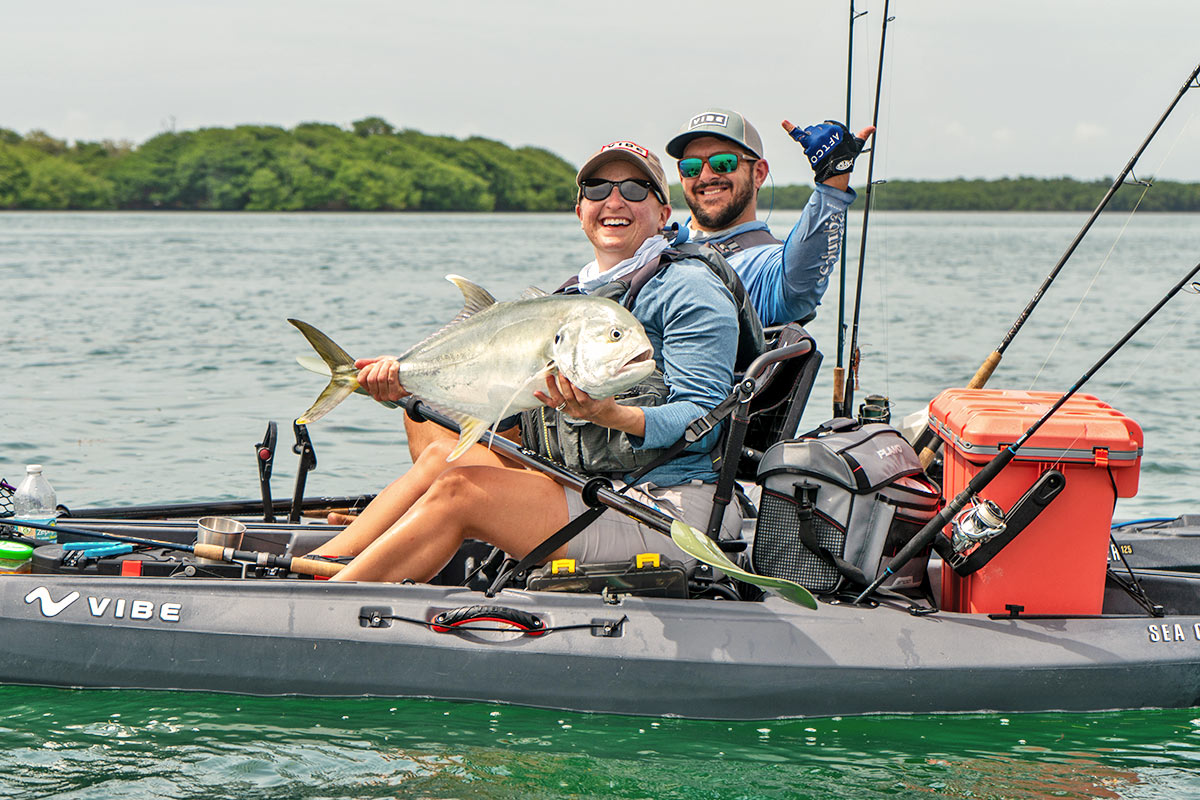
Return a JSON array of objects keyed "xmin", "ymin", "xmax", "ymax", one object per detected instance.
[
  {"xmin": 310, "ymin": 436, "xmax": 510, "ymax": 557},
  {"xmin": 330, "ymin": 465, "xmax": 570, "ymax": 583}
]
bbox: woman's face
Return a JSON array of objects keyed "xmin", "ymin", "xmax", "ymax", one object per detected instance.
[{"xmin": 576, "ymin": 161, "xmax": 671, "ymax": 269}]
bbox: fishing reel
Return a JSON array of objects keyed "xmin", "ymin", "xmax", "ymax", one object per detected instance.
[
  {"xmin": 857, "ymin": 394, "xmax": 891, "ymax": 425},
  {"xmin": 947, "ymin": 497, "xmax": 1007, "ymax": 568}
]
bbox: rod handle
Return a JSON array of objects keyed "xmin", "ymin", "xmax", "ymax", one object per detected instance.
[
  {"xmin": 287, "ymin": 555, "xmax": 346, "ymax": 578},
  {"xmin": 967, "ymin": 350, "xmax": 1002, "ymax": 390},
  {"xmin": 917, "ymin": 442, "xmax": 939, "ymax": 471}
]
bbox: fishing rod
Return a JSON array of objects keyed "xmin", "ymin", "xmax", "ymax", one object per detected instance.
[
  {"xmin": 2, "ymin": 518, "xmax": 345, "ymax": 578},
  {"xmin": 913, "ymin": 59, "xmax": 1200, "ymax": 468},
  {"xmin": 854, "ymin": 258, "xmax": 1200, "ymax": 605},
  {"xmin": 835, "ymin": 0, "xmax": 893, "ymax": 419},
  {"xmin": 833, "ymin": 0, "xmax": 869, "ymax": 416},
  {"xmin": 58, "ymin": 494, "xmax": 376, "ymax": 521}
]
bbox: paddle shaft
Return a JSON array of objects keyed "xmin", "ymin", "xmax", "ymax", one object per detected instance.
[
  {"xmin": 4, "ymin": 518, "xmax": 344, "ymax": 578},
  {"xmin": 914, "ymin": 60, "xmax": 1200, "ymax": 467},
  {"xmin": 855, "ymin": 258, "xmax": 1200, "ymax": 604},
  {"xmin": 401, "ymin": 398, "xmax": 679, "ymax": 535}
]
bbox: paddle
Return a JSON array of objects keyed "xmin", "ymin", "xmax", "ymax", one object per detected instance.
[
  {"xmin": 2, "ymin": 518, "xmax": 344, "ymax": 578},
  {"xmin": 670, "ymin": 521, "xmax": 817, "ymax": 608}
]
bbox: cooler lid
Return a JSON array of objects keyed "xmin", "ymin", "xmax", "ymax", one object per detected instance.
[{"xmin": 928, "ymin": 389, "xmax": 1143, "ymax": 464}]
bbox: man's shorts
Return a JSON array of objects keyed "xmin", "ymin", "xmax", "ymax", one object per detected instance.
[{"xmin": 562, "ymin": 480, "xmax": 742, "ymax": 566}]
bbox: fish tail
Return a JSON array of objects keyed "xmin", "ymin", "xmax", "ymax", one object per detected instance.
[{"xmin": 288, "ymin": 319, "xmax": 360, "ymax": 424}]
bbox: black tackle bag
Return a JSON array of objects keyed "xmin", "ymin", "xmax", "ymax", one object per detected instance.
[{"xmin": 752, "ymin": 418, "xmax": 941, "ymax": 595}]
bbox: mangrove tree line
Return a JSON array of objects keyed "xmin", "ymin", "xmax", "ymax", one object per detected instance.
[{"xmin": 2, "ymin": 118, "xmax": 1199, "ymax": 212}]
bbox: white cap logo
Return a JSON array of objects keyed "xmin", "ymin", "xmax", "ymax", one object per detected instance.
[
  {"xmin": 601, "ymin": 141, "xmax": 649, "ymax": 158},
  {"xmin": 689, "ymin": 113, "xmax": 728, "ymax": 129}
]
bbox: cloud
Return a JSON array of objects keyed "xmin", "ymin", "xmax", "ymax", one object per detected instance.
[{"xmin": 1073, "ymin": 122, "xmax": 1107, "ymax": 143}]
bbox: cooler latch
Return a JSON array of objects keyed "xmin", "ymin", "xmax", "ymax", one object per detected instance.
[{"xmin": 1093, "ymin": 447, "xmax": 1110, "ymax": 468}]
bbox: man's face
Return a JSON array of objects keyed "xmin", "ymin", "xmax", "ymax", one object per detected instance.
[
  {"xmin": 575, "ymin": 161, "xmax": 670, "ymax": 266},
  {"xmin": 679, "ymin": 136, "xmax": 762, "ymax": 231}
]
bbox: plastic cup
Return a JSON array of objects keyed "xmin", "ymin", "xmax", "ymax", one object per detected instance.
[{"xmin": 196, "ymin": 516, "xmax": 246, "ymax": 565}]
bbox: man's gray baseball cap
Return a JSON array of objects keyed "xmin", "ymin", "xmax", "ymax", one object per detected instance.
[{"xmin": 666, "ymin": 108, "xmax": 764, "ymax": 160}]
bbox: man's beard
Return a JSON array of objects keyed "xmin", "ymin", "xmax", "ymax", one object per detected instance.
[{"xmin": 686, "ymin": 177, "xmax": 755, "ymax": 230}]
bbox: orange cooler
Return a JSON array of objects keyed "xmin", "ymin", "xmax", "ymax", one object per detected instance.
[{"xmin": 928, "ymin": 389, "xmax": 1142, "ymax": 615}]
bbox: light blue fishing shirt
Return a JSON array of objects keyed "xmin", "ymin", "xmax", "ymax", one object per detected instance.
[
  {"xmin": 611, "ymin": 256, "xmax": 738, "ymax": 486},
  {"xmin": 673, "ymin": 183, "xmax": 856, "ymax": 326}
]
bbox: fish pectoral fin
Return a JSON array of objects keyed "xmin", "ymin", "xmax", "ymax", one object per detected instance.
[
  {"xmin": 446, "ymin": 416, "xmax": 491, "ymax": 462},
  {"xmin": 490, "ymin": 367, "xmax": 554, "ymax": 433},
  {"xmin": 297, "ymin": 381, "xmax": 358, "ymax": 425}
]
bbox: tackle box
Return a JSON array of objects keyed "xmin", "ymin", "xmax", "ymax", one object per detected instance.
[
  {"xmin": 526, "ymin": 553, "xmax": 688, "ymax": 598},
  {"xmin": 929, "ymin": 389, "xmax": 1142, "ymax": 614}
]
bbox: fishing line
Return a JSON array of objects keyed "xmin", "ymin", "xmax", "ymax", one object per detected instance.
[
  {"xmin": 837, "ymin": 0, "xmax": 894, "ymax": 419},
  {"xmin": 1029, "ymin": 113, "xmax": 1194, "ymax": 390},
  {"xmin": 874, "ymin": 5, "xmax": 902, "ymax": 406},
  {"xmin": 1028, "ymin": 187, "xmax": 1154, "ymax": 391},
  {"xmin": 1020, "ymin": 296, "xmax": 1193, "ymax": 486}
]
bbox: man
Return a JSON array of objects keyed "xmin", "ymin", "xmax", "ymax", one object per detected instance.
[
  {"xmin": 666, "ymin": 108, "xmax": 875, "ymax": 327},
  {"xmin": 313, "ymin": 141, "xmax": 742, "ymax": 579}
]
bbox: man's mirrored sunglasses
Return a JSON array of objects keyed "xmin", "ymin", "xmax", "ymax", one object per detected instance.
[
  {"xmin": 579, "ymin": 178, "xmax": 664, "ymax": 204},
  {"xmin": 677, "ymin": 153, "xmax": 757, "ymax": 178}
]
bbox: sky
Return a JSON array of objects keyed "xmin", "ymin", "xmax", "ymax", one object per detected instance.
[{"xmin": 4, "ymin": 0, "xmax": 1200, "ymax": 182}]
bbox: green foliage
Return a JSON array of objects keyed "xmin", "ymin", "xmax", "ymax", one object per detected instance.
[
  {"xmin": 22, "ymin": 159, "xmax": 114, "ymax": 209},
  {"xmin": 2, "ymin": 122, "xmax": 1198, "ymax": 213},
  {"xmin": 755, "ymin": 177, "xmax": 1200, "ymax": 212},
  {"xmin": 0, "ymin": 120, "xmax": 577, "ymax": 211}
]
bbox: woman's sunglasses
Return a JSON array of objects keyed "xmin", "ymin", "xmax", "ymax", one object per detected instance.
[
  {"xmin": 676, "ymin": 153, "xmax": 757, "ymax": 179},
  {"xmin": 579, "ymin": 178, "xmax": 664, "ymax": 204}
]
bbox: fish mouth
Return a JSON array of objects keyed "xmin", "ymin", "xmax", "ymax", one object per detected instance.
[{"xmin": 620, "ymin": 348, "xmax": 654, "ymax": 373}]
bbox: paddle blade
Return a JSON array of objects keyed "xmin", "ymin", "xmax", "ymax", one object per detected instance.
[{"xmin": 670, "ymin": 521, "xmax": 817, "ymax": 609}]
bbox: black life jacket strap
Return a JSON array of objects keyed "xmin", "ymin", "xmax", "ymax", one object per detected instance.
[{"xmin": 703, "ymin": 228, "xmax": 783, "ymax": 256}]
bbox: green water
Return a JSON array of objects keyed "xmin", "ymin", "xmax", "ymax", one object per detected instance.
[
  {"xmin": 2, "ymin": 688, "xmax": 1198, "ymax": 799},
  {"xmin": 4, "ymin": 211, "xmax": 1200, "ymax": 797}
]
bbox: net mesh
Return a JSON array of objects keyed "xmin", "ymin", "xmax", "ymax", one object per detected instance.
[
  {"xmin": 0, "ymin": 480, "xmax": 13, "ymax": 517},
  {"xmin": 753, "ymin": 491, "xmax": 845, "ymax": 593}
]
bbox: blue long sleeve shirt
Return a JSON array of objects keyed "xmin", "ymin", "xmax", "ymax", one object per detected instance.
[
  {"xmin": 674, "ymin": 183, "xmax": 856, "ymax": 326},
  {"xmin": 608, "ymin": 257, "xmax": 738, "ymax": 486}
]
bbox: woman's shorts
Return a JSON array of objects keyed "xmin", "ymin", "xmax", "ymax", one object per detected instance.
[{"xmin": 562, "ymin": 480, "xmax": 742, "ymax": 567}]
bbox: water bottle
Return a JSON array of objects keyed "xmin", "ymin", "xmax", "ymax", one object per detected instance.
[{"xmin": 13, "ymin": 464, "xmax": 58, "ymax": 542}]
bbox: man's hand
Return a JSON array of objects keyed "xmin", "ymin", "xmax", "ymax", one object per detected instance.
[
  {"xmin": 781, "ymin": 120, "xmax": 875, "ymax": 187},
  {"xmin": 355, "ymin": 356, "xmax": 409, "ymax": 403}
]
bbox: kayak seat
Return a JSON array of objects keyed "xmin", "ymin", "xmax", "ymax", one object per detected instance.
[{"xmin": 735, "ymin": 323, "xmax": 823, "ymax": 479}]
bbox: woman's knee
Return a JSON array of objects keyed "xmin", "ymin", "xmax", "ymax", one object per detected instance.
[{"xmin": 423, "ymin": 465, "xmax": 488, "ymax": 507}]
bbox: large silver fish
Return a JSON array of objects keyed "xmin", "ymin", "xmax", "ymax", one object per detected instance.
[{"xmin": 290, "ymin": 275, "xmax": 656, "ymax": 460}]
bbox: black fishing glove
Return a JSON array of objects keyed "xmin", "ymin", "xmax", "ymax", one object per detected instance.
[{"xmin": 791, "ymin": 120, "xmax": 867, "ymax": 183}]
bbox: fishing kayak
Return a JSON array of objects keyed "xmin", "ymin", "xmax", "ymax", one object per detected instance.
[{"xmin": 0, "ymin": 514, "xmax": 1197, "ymax": 721}]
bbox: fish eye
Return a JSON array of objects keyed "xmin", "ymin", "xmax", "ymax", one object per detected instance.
[{"xmin": 610, "ymin": 328, "xmax": 622, "ymax": 341}]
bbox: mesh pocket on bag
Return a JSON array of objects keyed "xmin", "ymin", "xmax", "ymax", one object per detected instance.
[{"xmin": 753, "ymin": 490, "xmax": 845, "ymax": 593}]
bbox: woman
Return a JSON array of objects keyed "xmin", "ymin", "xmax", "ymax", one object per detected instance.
[{"xmin": 315, "ymin": 141, "xmax": 741, "ymax": 582}]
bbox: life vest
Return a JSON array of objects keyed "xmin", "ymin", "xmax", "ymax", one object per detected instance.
[{"xmin": 521, "ymin": 242, "xmax": 765, "ymax": 477}]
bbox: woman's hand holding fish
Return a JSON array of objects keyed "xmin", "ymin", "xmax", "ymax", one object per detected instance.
[
  {"xmin": 536, "ymin": 374, "xmax": 646, "ymax": 437},
  {"xmin": 356, "ymin": 356, "xmax": 409, "ymax": 403}
]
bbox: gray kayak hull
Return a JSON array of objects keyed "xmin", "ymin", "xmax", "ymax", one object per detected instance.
[{"xmin": 1, "ymin": 572, "xmax": 1197, "ymax": 719}]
